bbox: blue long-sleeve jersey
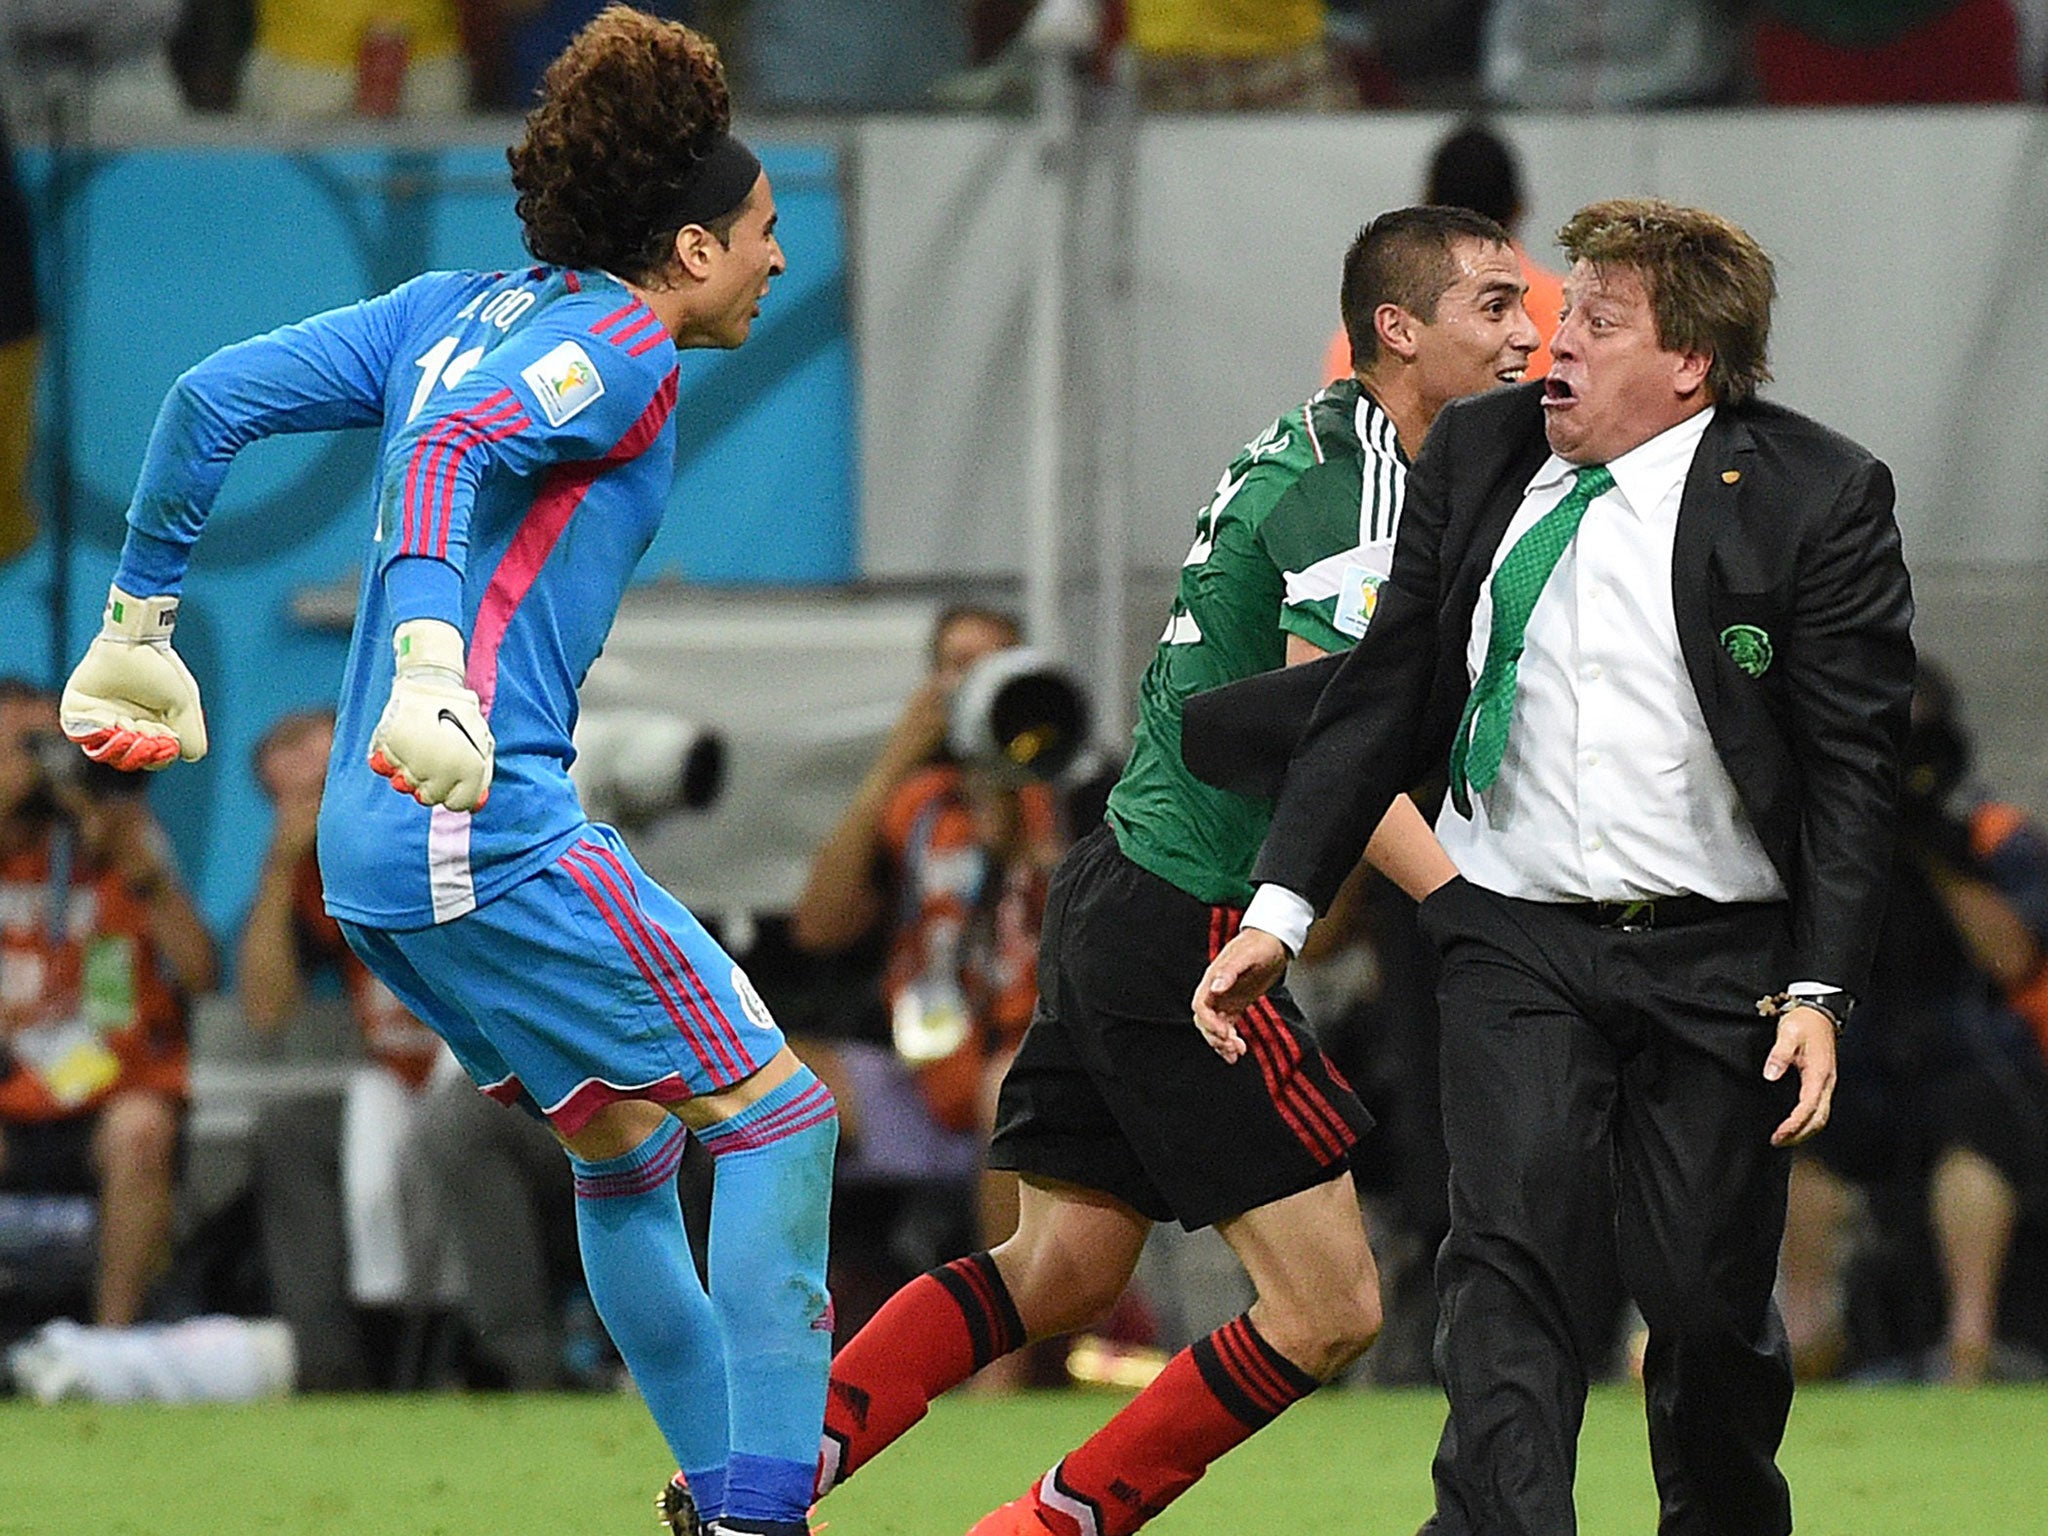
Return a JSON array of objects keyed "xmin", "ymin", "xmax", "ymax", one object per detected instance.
[{"xmin": 116, "ymin": 265, "xmax": 683, "ymax": 928}]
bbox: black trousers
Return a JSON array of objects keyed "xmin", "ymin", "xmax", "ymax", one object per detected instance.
[{"xmin": 1413, "ymin": 878, "xmax": 1800, "ymax": 1536}]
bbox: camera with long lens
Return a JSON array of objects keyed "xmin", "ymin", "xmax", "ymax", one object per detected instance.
[
  {"xmin": 570, "ymin": 710, "xmax": 726, "ymax": 829},
  {"xmin": 946, "ymin": 647, "xmax": 1091, "ymax": 783}
]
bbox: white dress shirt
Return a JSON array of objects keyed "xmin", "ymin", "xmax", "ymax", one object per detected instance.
[{"xmin": 1244, "ymin": 405, "xmax": 1784, "ymax": 956}]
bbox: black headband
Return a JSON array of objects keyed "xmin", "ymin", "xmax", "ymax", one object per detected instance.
[{"xmin": 669, "ymin": 133, "xmax": 761, "ymax": 231}]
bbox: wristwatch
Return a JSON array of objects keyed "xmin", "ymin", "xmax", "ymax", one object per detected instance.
[{"xmin": 1762, "ymin": 986, "xmax": 1855, "ymax": 1034}]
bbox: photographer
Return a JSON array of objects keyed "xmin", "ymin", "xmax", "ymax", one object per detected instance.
[
  {"xmin": 1782, "ymin": 662, "xmax": 2048, "ymax": 1382},
  {"xmin": 791, "ymin": 607, "xmax": 1068, "ymax": 1245},
  {"xmin": 0, "ymin": 678, "xmax": 214, "ymax": 1327}
]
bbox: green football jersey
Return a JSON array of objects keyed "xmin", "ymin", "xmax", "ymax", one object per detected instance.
[{"xmin": 1105, "ymin": 378, "xmax": 1409, "ymax": 906}]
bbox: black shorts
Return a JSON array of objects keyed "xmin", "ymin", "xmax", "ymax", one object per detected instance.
[
  {"xmin": 988, "ymin": 825, "xmax": 1372, "ymax": 1230},
  {"xmin": 0, "ymin": 1114, "xmax": 102, "ymax": 1195}
]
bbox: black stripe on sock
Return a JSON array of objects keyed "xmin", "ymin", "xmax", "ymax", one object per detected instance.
[
  {"xmin": 965, "ymin": 1251, "xmax": 1027, "ymax": 1358},
  {"xmin": 1239, "ymin": 1315, "xmax": 1320, "ymax": 1399},
  {"xmin": 933, "ymin": 1258, "xmax": 997, "ymax": 1369}
]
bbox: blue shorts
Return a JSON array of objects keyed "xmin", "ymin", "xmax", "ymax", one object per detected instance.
[{"xmin": 340, "ymin": 825, "xmax": 784, "ymax": 1136}]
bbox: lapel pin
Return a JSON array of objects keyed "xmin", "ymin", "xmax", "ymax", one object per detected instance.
[{"xmin": 1722, "ymin": 470, "xmax": 1741, "ymax": 484}]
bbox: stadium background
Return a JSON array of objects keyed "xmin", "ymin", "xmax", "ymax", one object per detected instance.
[
  {"xmin": 3, "ymin": 15, "xmax": 2048, "ymax": 1534},
  {"xmin": 2, "ymin": 109, "xmax": 2045, "ymax": 936}
]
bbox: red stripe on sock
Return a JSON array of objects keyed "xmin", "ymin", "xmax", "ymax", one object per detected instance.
[
  {"xmin": 822, "ymin": 1266, "xmax": 992, "ymax": 1491},
  {"xmin": 1212, "ymin": 1319, "xmax": 1291, "ymax": 1417},
  {"xmin": 573, "ymin": 1126, "xmax": 689, "ymax": 1199},
  {"xmin": 702, "ymin": 1082, "xmax": 836, "ymax": 1156},
  {"xmin": 1044, "ymin": 1339, "xmax": 1292, "ymax": 1536}
]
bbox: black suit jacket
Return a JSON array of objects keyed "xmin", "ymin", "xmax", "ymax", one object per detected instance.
[{"xmin": 1183, "ymin": 381, "xmax": 1915, "ymax": 995}]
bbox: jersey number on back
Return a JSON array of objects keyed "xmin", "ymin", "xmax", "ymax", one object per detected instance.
[
  {"xmin": 1160, "ymin": 467, "xmax": 1251, "ymax": 646},
  {"xmin": 404, "ymin": 288, "xmax": 538, "ymax": 423},
  {"xmin": 406, "ymin": 336, "xmax": 485, "ymax": 424}
]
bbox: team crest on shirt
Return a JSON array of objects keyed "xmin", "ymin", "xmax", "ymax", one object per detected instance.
[
  {"xmin": 730, "ymin": 965, "xmax": 779, "ymax": 1032},
  {"xmin": 520, "ymin": 340, "xmax": 606, "ymax": 427},
  {"xmin": 1333, "ymin": 563, "xmax": 1382, "ymax": 638}
]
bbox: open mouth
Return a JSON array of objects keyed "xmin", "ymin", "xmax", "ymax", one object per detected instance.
[
  {"xmin": 1498, "ymin": 366, "xmax": 1526, "ymax": 384},
  {"xmin": 1543, "ymin": 376, "xmax": 1576, "ymax": 404}
]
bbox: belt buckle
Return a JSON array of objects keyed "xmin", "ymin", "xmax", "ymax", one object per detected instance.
[{"xmin": 1610, "ymin": 899, "xmax": 1654, "ymax": 933}]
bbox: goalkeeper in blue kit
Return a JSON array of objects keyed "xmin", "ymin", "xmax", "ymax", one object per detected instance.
[{"xmin": 58, "ymin": 11, "xmax": 831, "ymax": 1535}]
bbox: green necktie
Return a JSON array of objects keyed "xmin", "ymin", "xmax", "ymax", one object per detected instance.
[{"xmin": 1448, "ymin": 462, "xmax": 1616, "ymax": 816}]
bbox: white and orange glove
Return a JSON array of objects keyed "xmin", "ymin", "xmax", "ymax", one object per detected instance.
[
  {"xmin": 368, "ymin": 619, "xmax": 494, "ymax": 813},
  {"xmin": 60, "ymin": 584, "xmax": 209, "ymax": 771}
]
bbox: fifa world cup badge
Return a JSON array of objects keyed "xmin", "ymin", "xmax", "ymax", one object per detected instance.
[{"xmin": 521, "ymin": 341, "xmax": 606, "ymax": 427}]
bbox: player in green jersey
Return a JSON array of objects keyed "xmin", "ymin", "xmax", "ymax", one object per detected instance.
[{"xmin": 816, "ymin": 207, "xmax": 1538, "ymax": 1536}]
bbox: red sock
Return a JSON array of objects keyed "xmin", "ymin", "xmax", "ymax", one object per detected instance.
[
  {"xmin": 818, "ymin": 1251, "xmax": 1025, "ymax": 1494},
  {"xmin": 1027, "ymin": 1314, "xmax": 1317, "ymax": 1536}
]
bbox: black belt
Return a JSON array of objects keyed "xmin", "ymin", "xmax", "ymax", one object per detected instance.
[{"xmin": 1554, "ymin": 894, "xmax": 1747, "ymax": 931}]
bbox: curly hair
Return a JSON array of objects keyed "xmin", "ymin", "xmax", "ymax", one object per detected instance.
[
  {"xmin": 1558, "ymin": 199, "xmax": 1776, "ymax": 407},
  {"xmin": 508, "ymin": 6, "xmax": 733, "ymax": 281}
]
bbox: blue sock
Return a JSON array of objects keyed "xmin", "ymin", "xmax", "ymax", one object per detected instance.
[
  {"xmin": 568, "ymin": 1118, "xmax": 728, "ymax": 1514},
  {"xmin": 685, "ymin": 1466, "xmax": 726, "ymax": 1525},
  {"xmin": 695, "ymin": 1067, "xmax": 838, "ymax": 1526}
]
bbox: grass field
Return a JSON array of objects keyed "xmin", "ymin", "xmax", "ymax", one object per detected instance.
[{"xmin": 3, "ymin": 1383, "xmax": 2044, "ymax": 1534}]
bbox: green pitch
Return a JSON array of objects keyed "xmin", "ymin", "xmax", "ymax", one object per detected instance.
[{"xmin": 2, "ymin": 1384, "xmax": 2043, "ymax": 1534}]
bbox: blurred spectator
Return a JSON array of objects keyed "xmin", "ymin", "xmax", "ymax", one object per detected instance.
[
  {"xmin": 238, "ymin": 708, "xmax": 451, "ymax": 1389},
  {"xmin": 1481, "ymin": 0, "xmax": 1744, "ymax": 108},
  {"xmin": 405, "ymin": 1063, "xmax": 586, "ymax": 1389},
  {"xmin": 792, "ymin": 608, "xmax": 1024, "ymax": 963},
  {"xmin": 168, "ymin": 0, "xmax": 255, "ymax": 114},
  {"xmin": 240, "ymin": 0, "xmax": 468, "ymax": 120},
  {"xmin": 791, "ymin": 606, "xmax": 1051, "ymax": 1184},
  {"xmin": 789, "ymin": 605, "xmax": 1075, "ymax": 1366},
  {"xmin": 736, "ymin": 0, "xmax": 969, "ymax": 110},
  {"xmin": 1125, "ymin": 0, "xmax": 1361, "ymax": 110},
  {"xmin": 0, "ymin": 110, "xmax": 36, "ymax": 567},
  {"xmin": 459, "ymin": 0, "xmax": 694, "ymax": 113},
  {"xmin": 1753, "ymin": 0, "xmax": 2024, "ymax": 105},
  {"xmin": 0, "ymin": 1, "xmax": 191, "ymax": 133},
  {"xmin": 1344, "ymin": 0, "xmax": 1487, "ymax": 103},
  {"xmin": 874, "ymin": 723, "xmax": 1062, "ymax": 1246},
  {"xmin": 1780, "ymin": 664, "xmax": 2048, "ymax": 1382},
  {"xmin": 1323, "ymin": 119, "xmax": 1563, "ymax": 383},
  {"xmin": 0, "ymin": 679, "xmax": 216, "ymax": 1328}
]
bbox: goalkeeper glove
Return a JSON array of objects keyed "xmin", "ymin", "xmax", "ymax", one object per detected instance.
[
  {"xmin": 60, "ymin": 585, "xmax": 208, "ymax": 770},
  {"xmin": 367, "ymin": 619, "xmax": 494, "ymax": 813}
]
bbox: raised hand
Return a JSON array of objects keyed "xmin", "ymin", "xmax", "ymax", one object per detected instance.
[{"xmin": 61, "ymin": 586, "xmax": 208, "ymax": 770}]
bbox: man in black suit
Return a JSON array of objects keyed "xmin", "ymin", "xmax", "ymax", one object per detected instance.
[{"xmin": 1189, "ymin": 199, "xmax": 1914, "ymax": 1535}]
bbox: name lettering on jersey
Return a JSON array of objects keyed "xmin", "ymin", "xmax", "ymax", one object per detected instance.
[
  {"xmin": 520, "ymin": 340, "xmax": 606, "ymax": 428},
  {"xmin": 456, "ymin": 287, "xmax": 537, "ymax": 330},
  {"xmin": 1333, "ymin": 563, "xmax": 1382, "ymax": 638},
  {"xmin": 1245, "ymin": 422, "xmax": 1292, "ymax": 464}
]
